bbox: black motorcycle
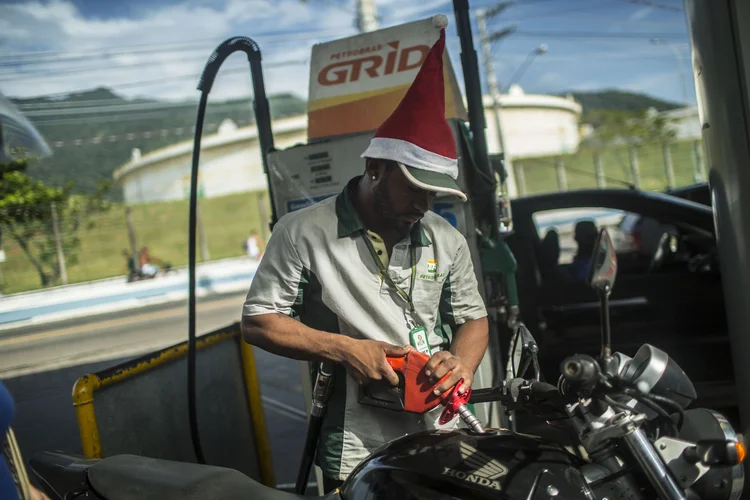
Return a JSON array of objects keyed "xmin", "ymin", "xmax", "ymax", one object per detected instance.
[{"xmin": 29, "ymin": 228, "xmax": 745, "ymax": 500}]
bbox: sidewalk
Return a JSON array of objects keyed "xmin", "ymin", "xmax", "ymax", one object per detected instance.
[{"xmin": 0, "ymin": 257, "xmax": 259, "ymax": 331}]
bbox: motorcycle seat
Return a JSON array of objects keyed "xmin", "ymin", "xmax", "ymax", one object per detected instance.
[{"xmin": 87, "ymin": 454, "xmax": 317, "ymax": 500}]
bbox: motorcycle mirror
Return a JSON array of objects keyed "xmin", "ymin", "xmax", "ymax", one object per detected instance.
[
  {"xmin": 588, "ymin": 228, "xmax": 617, "ymax": 367},
  {"xmin": 588, "ymin": 228, "xmax": 617, "ymax": 295},
  {"xmin": 506, "ymin": 323, "xmax": 540, "ymax": 381}
]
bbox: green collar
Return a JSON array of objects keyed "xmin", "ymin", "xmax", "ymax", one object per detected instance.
[{"xmin": 335, "ymin": 176, "xmax": 431, "ymax": 247}]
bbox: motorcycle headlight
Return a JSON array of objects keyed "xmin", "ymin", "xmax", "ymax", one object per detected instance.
[
  {"xmin": 679, "ymin": 409, "xmax": 745, "ymax": 500},
  {"xmin": 620, "ymin": 344, "xmax": 697, "ymax": 409}
]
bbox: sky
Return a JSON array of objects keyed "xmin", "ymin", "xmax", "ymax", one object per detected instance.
[{"xmin": 0, "ymin": 0, "xmax": 695, "ymax": 105}]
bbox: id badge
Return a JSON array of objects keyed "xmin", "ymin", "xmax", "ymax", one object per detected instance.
[{"xmin": 409, "ymin": 326, "xmax": 432, "ymax": 356}]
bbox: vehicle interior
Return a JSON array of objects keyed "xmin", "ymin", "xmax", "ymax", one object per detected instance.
[{"xmin": 506, "ymin": 192, "xmax": 734, "ymax": 421}]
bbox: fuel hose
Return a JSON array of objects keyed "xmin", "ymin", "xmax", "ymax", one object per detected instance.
[
  {"xmin": 295, "ymin": 362, "xmax": 335, "ymax": 494},
  {"xmin": 188, "ymin": 36, "xmax": 276, "ymax": 465}
]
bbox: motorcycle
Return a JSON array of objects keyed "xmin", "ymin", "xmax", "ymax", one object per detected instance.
[{"xmin": 29, "ymin": 228, "xmax": 745, "ymax": 500}]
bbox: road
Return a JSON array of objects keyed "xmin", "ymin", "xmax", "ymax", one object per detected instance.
[{"xmin": 0, "ymin": 293, "xmax": 311, "ymax": 491}]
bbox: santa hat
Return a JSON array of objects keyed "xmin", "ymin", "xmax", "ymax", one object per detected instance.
[{"xmin": 361, "ymin": 23, "xmax": 466, "ymax": 202}]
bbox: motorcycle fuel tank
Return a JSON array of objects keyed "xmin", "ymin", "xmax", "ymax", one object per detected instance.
[{"xmin": 341, "ymin": 428, "xmax": 594, "ymax": 500}]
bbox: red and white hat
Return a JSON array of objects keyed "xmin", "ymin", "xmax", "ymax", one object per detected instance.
[{"xmin": 361, "ymin": 25, "xmax": 466, "ymax": 202}]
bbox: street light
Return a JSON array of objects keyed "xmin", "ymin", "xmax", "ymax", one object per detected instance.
[
  {"xmin": 650, "ymin": 38, "xmax": 689, "ymax": 105},
  {"xmin": 503, "ymin": 44, "xmax": 548, "ymax": 92}
]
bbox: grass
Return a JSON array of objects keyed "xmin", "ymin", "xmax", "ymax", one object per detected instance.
[
  {"xmin": 0, "ymin": 191, "xmax": 270, "ymax": 295},
  {"xmin": 0, "ymin": 139, "xmax": 705, "ymax": 295}
]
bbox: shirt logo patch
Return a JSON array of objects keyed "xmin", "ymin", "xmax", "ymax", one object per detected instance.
[{"xmin": 427, "ymin": 260, "xmax": 437, "ymax": 274}]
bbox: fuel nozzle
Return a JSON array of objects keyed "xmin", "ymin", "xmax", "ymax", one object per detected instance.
[{"xmin": 311, "ymin": 361, "xmax": 334, "ymax": 417}]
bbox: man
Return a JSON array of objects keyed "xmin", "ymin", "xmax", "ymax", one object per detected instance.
[{"xmin": 241, "ymin": 27, "xmax": 489, "ymax": 491}]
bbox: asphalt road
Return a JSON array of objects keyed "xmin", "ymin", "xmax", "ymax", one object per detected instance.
[{"xmin": 0, "ymin": 293, "xmax": 311, "ymax": 491}]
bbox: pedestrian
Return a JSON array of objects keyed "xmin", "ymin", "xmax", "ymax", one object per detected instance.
[{"xmin": 241, "ymin": 28, "xmax": 488, "ymax": 492}]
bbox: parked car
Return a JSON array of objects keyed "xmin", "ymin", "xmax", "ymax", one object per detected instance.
[{"xmin": 506, "ymin": 187, "xmax": 734, "ymax": 416}]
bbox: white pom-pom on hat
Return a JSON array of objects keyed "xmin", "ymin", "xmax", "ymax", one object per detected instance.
[{"xmin": 432, "ymin": 14, "xmax": 448, "ymax": 29}]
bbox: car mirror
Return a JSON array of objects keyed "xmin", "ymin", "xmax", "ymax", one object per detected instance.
[
  {"xmin": 588, "ymin": 228, "xmax": 618, "ymax": 296},
  {"xmin": 507, "ymin": 323, "xmax": 540, "ymax": 380}
]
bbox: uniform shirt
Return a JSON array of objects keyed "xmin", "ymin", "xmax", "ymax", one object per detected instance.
[{"xmin": 243, "ymin": 176, "xmax": 487, "ymax": 480}]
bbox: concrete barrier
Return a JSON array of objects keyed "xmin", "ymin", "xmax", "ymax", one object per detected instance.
[{"xmin": 0, "ymin": 257, "xmax": 259, "ymax": 330}]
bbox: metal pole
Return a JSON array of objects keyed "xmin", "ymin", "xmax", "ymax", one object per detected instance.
[
  {"xmin": 355, "ymin": 0, "xmax": 379, "ymax": 33},
  {"xmin": 628, "ymin": 147, "xmax": 642, "ymax": 189},
  {"xmin": 453, "ymin": 0, "xmax": 500, "ymax": 235},
  {"xmin": 50, "ymin": 202, "xmax": 68, "ymax": 285},
  {"xmin": 513, "ymin": 162, "xmax": 526, "ymax": 196},
  {"xmin": 476, "ymin": 9, "xmax": 518, "ymax": 198},
  {"xmin": 593, "ymin": 152, "xmax": 606, "ymax": 188},
  {"xmin": 196, "ymin": 204, "xmax": 210, "ymax": 262},
  {"xmin": 555, "ymin": 158, "xmax": 568, "ymax": 191},
  {"xmin": 503, "ymin": 45, "xmax": 547, "ymax": 92},
  {"xmin": 692, "ymin": 140, "xmax": 705, "ymax": 183},
  {"xmin": 125, "ymin": 207, "xmax": 140, "ymax": 273},
  {"xmin": 662, "ymin": 143, "xmax": 676, "ymax": 189}
]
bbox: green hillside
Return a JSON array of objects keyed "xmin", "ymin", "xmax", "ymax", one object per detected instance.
[
  {"xmin": 11, "ymin": 88, "xmax": 307, "ymax": 199},
  {"xmin": 557, "ymin": 89, "xmax": 683, "ymax": 119}
]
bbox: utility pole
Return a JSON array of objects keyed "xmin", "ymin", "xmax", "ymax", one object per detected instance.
[
  {"xmin": 476, "ymin": 7, "xmax": 518, "ymax": 198},
  {"xmin": 356, "ymin": 0, "xmax": 378, "ymax": 33},
  {"xmin": 50, "ymin": 202, "xmax": 69, "ymax": 285}
]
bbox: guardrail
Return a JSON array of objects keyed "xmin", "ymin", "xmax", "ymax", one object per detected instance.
[{"xmin": 0, "ymin": 257, "xmax": 259, "ymax": 330}]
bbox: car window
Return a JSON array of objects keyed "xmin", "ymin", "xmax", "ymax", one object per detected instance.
[
  {"xmin": 532, "ymin": 208, "xmax": 627, "ymax": 265},
  {"xmin": 532, "ymin": 207, "xmax": 678, "ymax": 280}
]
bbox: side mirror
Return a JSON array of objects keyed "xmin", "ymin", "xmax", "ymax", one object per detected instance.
[
  {"xmin": 588, "ymin": 228, "xmax": 618, "ymax": 367},
  {"xmin": 588, "ymin": 228, "xmax": 618, "ymax": 296},
  {"xmin": 506, "ymin": 323, "xmax": 540, "ymax": 381}
]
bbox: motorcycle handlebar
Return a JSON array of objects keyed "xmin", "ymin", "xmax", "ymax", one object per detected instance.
[{"xmin": 469, "ymin": 380, "xmax": 569, "ymax": 411}]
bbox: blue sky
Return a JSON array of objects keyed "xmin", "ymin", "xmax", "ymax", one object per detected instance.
[{"xmin": 0, "ymin": 0, "xmax": 694, "ymax": 106}]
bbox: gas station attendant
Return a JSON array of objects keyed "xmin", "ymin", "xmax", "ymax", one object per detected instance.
[{"xmin": 241, "ymin": 29, "xmax": 489, "ymax": 490}]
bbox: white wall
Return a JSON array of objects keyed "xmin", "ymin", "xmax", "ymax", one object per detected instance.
[
  {"xmin": 120, "ymin": 128, "xmax": 307, "ymax": 204},
  {"xmin": 485, "ymin": 106, "xmax": 581, "ymax": 158}
]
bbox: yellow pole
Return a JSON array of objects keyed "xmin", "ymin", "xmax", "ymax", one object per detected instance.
[
  {"xmin": 240, "ymin": 339, "xmax": 275, "ymax": 487},
  {"xmin": 72, "ymin": 374, "xmax": 103, "ymax": 458}
]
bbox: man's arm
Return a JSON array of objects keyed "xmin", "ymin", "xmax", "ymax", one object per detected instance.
[
  {"xmin": 242, "ymin": 314, "xmax": 410, "ymax": 386},
  {"xmin": 425, "ymin": 317, "xmax": 488, "ymax": 395}
]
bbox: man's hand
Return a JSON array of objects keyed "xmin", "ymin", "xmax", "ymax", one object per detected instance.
[
  {"xmin": 342, "ymin": 339, "xmax": 411, "ymax": 386},
  {"xmin": 424, "ymin": 351, "xmax": 474, "ymax": 397}
]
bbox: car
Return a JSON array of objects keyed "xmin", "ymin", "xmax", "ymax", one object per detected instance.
[{"xmin": 505, "ymin": 187, "xmax": 734, "ymax": 415}]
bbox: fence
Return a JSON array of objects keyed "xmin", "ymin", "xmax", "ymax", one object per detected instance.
[
  {"xmin": 512, "ymin": 139, "xmax": 706, "ymax": 196},
  {"xmin": 0, "ymin": 190, "xmax": 271, "ymax": 295},
  {"xmin": 0, "ymin": 141, "xmax": 707, "ymax": 295}
]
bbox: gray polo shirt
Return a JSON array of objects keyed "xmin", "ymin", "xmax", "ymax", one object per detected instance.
[{"xmin": 243, "ymin": 176, "xmax": 487, "ymax": 480}]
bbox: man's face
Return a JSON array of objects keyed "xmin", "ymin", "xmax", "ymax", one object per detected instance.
[{"xmin": 372, "ymin": 163, "xmax": 436, "ymax": 236}]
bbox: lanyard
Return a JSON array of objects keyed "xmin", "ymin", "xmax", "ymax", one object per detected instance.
[{"xmin": 362, "ymin": 234, "xmax": 417, "ymax": 313}]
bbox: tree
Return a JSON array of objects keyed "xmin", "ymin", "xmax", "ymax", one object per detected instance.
[
  {"xmin": 584, "ymin": 108, "xmax": 677, "ymax": 148},
  {"xmin": 0, "ymin": 157, "xmax": 111, "ymax": 289}
]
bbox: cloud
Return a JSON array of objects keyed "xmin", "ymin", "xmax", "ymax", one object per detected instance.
[
  {"xmin": 629, "ymin": 6, "xmax": 653, "ymax": 21},
  {"xmin": 0, "ymin": 0, "xmax": 355, "ymax": 100}
]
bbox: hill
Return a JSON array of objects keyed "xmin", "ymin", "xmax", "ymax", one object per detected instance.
[
  {"xmin": 11, "ymin": 88, "xmax": 307, "ymax": 199},
  {"xmin": 557, "ymin": 89, "xmax": 682, "ymax": 118}
]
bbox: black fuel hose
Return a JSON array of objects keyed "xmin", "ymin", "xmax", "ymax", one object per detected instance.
[{"xmin": 188, "ymin": 36, "xmax": 275, "ymax": 466}]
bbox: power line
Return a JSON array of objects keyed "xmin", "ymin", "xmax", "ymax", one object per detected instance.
[
  {"xmin": 617, "ymin": 0, "xmax": 682, "ymax": 12},
  {"xmin": 18, "ymin": 59, "xmax": 307, "ymax": 99},
  {"xmin": 513, "ymin": 30, "xmax": 686, "ymax": 39},
  {"xmin": 0, "ymin": 26, "xmax": 349, "ymax": 68}
]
